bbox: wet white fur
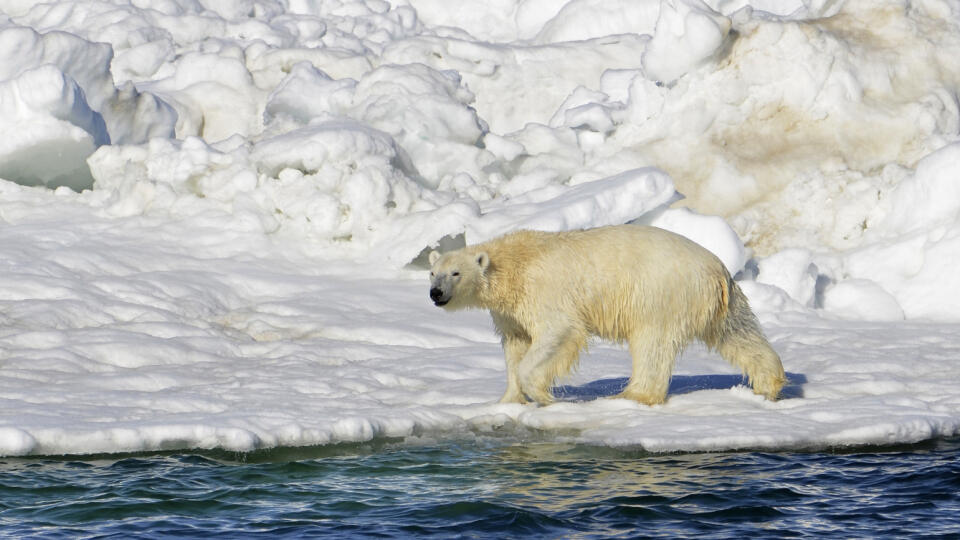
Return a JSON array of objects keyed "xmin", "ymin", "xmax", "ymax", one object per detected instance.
[{"xmin": 429, "ymin": 225, "xmax": 786, "ymax": 405}]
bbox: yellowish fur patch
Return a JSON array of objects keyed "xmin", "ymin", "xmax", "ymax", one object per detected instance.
[{"xmin": 429, "ymin": 225, "xmax": 785, "ymax": 405}]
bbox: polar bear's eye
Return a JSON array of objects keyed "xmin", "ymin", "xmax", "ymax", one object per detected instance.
[{"xmin": 452, "ymin": 271, "xmax": 460, "ymax": 277}]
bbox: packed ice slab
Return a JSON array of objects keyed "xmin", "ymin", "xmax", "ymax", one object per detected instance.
[
  {"xmin": 1, "ymin": 0, "xmax": 960, "ymax": 455},
  {"xmin": 1, "ymin": 184, "xmax": 959, "ymax": 456}
]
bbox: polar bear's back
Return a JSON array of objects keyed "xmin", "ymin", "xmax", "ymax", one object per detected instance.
[{"xmin": 481, "ymin": 225, "xmax": 731, "ymax": 342}]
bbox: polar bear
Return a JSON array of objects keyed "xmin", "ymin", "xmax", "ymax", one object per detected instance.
[{"xmin": 428, "ymin": 225, "xmax": 785, "ymax": 405}]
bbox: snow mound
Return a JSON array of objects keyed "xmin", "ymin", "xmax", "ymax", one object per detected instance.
[{"xmin": 0, "ymin": 25, "xmax": 175, "ymax": 189}]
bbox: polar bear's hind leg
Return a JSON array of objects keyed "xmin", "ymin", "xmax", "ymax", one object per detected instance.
[{"xmin": 714, "ymin": 282, "xmax": 786, "ymax": 400}]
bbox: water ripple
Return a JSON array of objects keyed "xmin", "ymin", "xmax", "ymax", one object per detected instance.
[{"xmin": 1, "ymin": 438, "xmax": 958, "ymax": 538}]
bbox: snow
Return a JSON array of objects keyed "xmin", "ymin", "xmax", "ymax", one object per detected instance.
[
  {"xmin": 1, "ymin": 0, "xmax": 960, "ymax": 456},
  {"xmin": 641, "ymin": 0, "xmax": 731, "ymax": 85}
]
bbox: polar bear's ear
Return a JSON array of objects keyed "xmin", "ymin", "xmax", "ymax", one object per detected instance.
[
  {"xmin": 428, "ymin": 250, "xmax": 441, "ymax": 266},
  {"xmin": 476, "ymin": 252, "xmax": 490, "ymax": 272}
]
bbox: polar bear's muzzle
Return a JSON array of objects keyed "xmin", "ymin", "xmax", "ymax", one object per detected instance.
[{"xmin": 430, "ymin": 287, "xmax": 449, "ymax": 306}]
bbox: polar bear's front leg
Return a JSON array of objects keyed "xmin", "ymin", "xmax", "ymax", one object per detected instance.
[
  {"xmin": 518, "ymin": 325, "xmax": 583, "ymax": 405},
  {"xmin": 499, "ymin": 335, "xmax": 530, "ymax": 404}
]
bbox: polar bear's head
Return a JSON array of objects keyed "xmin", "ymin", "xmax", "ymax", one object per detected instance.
[{"xmin": 428, "ymin": 249, "xmax": 490, "ymax": 310}]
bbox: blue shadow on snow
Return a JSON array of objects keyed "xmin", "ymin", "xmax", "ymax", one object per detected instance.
[{"xmin": 553, "ymin": 372, "xmax": 807, "ymax": 402}]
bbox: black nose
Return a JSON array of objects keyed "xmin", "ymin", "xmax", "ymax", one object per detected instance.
[{"xmin": 430, "ymin": 287, "xmax": 442, "ymax": 301}]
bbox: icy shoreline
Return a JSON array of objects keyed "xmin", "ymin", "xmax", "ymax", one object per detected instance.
[{"xmin": 1, "ymin": 183, "xmax": 958, "ymax": 457}]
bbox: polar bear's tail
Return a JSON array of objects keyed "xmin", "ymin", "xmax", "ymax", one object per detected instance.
[{"xmin": 713, "ymin": 279, "xmax": 787, "ymax": 400}]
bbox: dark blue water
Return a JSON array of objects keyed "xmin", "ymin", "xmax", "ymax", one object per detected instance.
[{"xmin": 2, "ymin": 437, "xmax": 959, "ymax": 538}]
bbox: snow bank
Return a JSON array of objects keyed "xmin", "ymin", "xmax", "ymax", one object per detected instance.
[
  {"xmin": 13, "ymin": 0, "xmax": 955, "ymax": 269},
  {"xmin": 828, "ymin": 143, "xmax": 960, "ymax": 320},
  {"xmin": 2, "ymin": 0, "xmax": 960, "ymax": 456},
  {"xmin": 0, "ymin": 25, "xmax": 175, "ymax": 190},
  {"xmin": 641, "ymin": 0, "xmax": 731, "ymax": 85},
  {"xmin": 0, "ymin": 64, "xmax": 105, "ymax": 191}
]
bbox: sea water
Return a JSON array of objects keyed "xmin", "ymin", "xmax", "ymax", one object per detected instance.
[{"xmin": 2, "ymin": 437, "xmax": 958, "ymax": 538}]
